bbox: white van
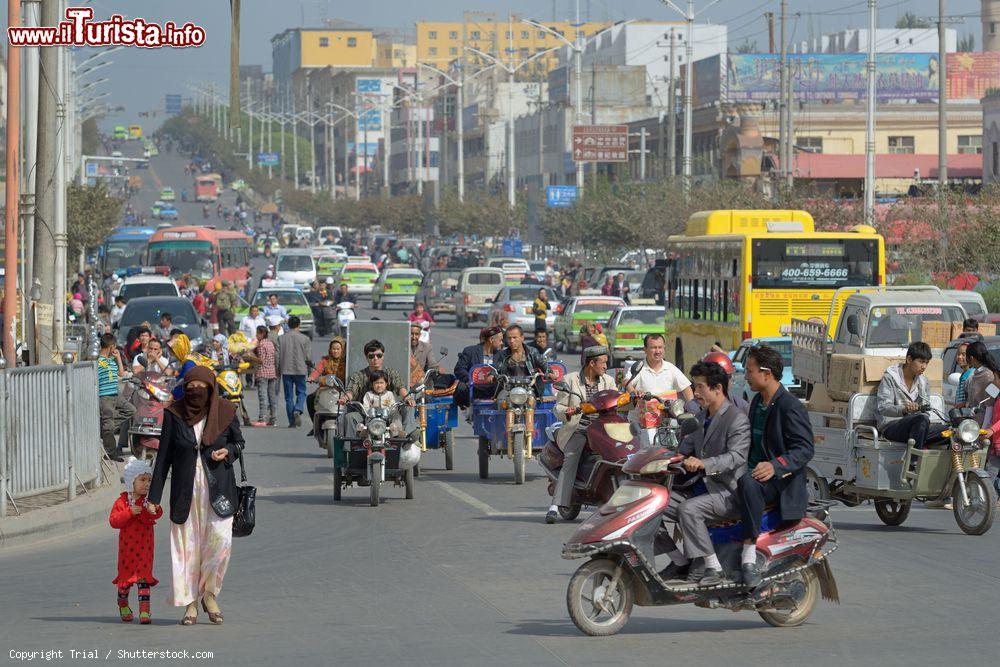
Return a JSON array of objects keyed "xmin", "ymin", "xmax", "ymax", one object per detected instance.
[
  {"xmin": 275, "ymin": 249, "xmax": 317, "ymax": 288},
  {"xmin": 316, "ymin": 226, "xmax": 343, "ymax": 244},
  {"xmin": 453, "ymin": 267, "xmax": 505, "ymax": 328}
]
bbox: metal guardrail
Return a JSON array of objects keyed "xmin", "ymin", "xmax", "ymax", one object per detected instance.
[{"xmin": 0, "ymin": 362, "xmax": 102, "ymax": 517}]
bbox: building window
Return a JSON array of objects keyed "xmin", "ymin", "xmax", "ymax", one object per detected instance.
[
  {"xmin": 429, "ymin": 47, "xmax": 438, "ymax": 56},
  {"xmin": 519, "ymin": 47, "xmax": 529, "ymax": 58},
  {"xmin": 521, "ymin": 30, "xmax": 529, "ymax": 39},
  {"xmin": 319, "ymin": 37, "xmax": 329, "ymax": 47},
  {"xmin": 505, "ymin": 30, "xmax": 512, "ymax": 39},
  {"xmin": 449, "ymin": 31, "xmax": 458, "ymax": 40},
  {"xmin": 347, "ymin": 37, "xmax": 357, "ymax": 47},
  {"xmin": 888, "ymin": 136, "xmax": 914, "ymax": 154},
  {"xmin": 471, "ymin": 30, "xmax": 481, "ymax": 39},
  {"xmin": 797, "ymin": 136, "xmax": 823, "ymax": 153},
  {"xmin": 992, "ymin": 22, "xmax": 998, "ymax": 35},
  {"xmin": 450, "ymin": 47, "xmax": 458, "ymax": 56},
  {"xmin": 958, "ymin": 135, "xmax": 983, "ymax": 154},
  {"xmin": 538, "ymin": 31, "xmax": 546, "ymax": 39},
  {"xmin": 428, "ymin": 31, "xmax": 437, "ymax": 40}
]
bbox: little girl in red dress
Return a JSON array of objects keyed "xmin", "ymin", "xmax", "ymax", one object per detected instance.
[{"xmin": 109, "ymin": 457, "xmax": 163, "ymax": 624}]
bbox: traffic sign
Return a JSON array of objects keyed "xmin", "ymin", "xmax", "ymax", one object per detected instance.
[
  {"xmin": 546, "ymin": 185, "xmax": 578, "ymax": 208},
  {"xmin": 257, "ymin": 152, "xmax": 280, "ymax": 167},
  {"xmin": 165, "ymin": 94, "xmax": 182, "ymax": 114},
  {"xmin": 572, "ymin": 125, "xmax": 628, "ymax": 162},
  {"xmin": 501, "ymin": 238, "xmax": 523, "ymax": 257}
]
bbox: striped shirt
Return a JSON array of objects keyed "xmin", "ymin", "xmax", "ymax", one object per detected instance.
[
  {"xmin": 956, "ymin": 367, "xmax": 974, "ymax": 404},
  {"xmin": 97, "ymin": 355, "xmax": 120, "ymax": 396},
  {"xmin": 255, "ymin": 339, "xmax": 277, "ymax": 379}
]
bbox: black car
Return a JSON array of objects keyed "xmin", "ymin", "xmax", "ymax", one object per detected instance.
[{"xmin": 115, "ymin": 296, "xmax": 206, "ymax": 351}]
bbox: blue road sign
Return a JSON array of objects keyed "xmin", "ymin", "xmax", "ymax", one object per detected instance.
[
  {"xmin": 546, "ymin": 185, "xmax": 578, "ymax": 208},
  {"xmin": 165, "ymin": 94, "xmax": 182, "ymax": 114},
  {"xmin": 501, "ymin": 238, "xmax": 523, "ymax": 257},
  {"xmin": 257, "ymin": 152, "xmax": 280, "ymax": 167}
]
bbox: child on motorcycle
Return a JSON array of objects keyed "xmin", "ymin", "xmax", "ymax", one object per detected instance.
[
  {"xmin": 109, "ymin": 457, "xmax": 162, "ymax": 624},
  {"xmin": 360, "ymin": 371, "xmax": 404, "ymax": 438}
]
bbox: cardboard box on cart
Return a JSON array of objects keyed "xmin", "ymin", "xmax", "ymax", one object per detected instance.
[
  {"xmin": 826, "ymin": 354, "xmax": 942, "ymax": 402},
  {"xmin": 808, "ymin": 383, "xmax": 853, "ymax": 428}
]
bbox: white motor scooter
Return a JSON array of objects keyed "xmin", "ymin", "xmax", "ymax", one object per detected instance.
[{"xmin": 336, "ymin": 301, "xmax": 356, "ymax": 337}]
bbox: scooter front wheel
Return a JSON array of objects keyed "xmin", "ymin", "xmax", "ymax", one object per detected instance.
[
  {"xmin": 444, "ymin": 430, "xmax": 455, "ymax": 471},
  {"xmin": 757, "ymin": 564, "xmax": 820, "ymax": 628},
  {"xmin": 953, "ymin": 474, "xmax": 997, "ymax": 535},
  {"xmin": 567, "ymin": 558, "xmax": 633, "ymax": 637},
  {"xmin": 370, "ymin": 461, "xmax": 382, "ymax": 507},
  {"xmin": 513, "ymin": 432, "xmax": 526, "ymax": 485}
]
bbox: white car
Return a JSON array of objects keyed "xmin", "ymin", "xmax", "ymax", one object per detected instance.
[
  {"xmin": 115, "ymin": 273, "xmax": 181, "ymax": 300},
  {"xmin": 274, "ymin": 249, "xmax": 317, "ymax": 287}
]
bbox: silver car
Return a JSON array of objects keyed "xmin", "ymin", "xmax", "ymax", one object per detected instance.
[
  {"xmin": 485, "ymin": 285, "xmax": 558, "ymax": 330},
  {"xmin": 416, "ymin": 268, "xmax": 462, "ymax": 318}
]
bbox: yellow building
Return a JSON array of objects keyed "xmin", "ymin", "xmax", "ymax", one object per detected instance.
[
  {"xmin": 376, "ymin": 41, "xmax": 417, "ymax": 69},
  {"xmin": 415, "ymin": 15, "xmax": 611, "ymax": 78},
  {"xmin": 272, "ymin": 28, "xmax": 378, "ymax": 83}
]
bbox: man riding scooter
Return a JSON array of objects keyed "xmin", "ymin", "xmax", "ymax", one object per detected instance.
[
  {"xmin": 655, "ymin": 361, "xmax": 750, "ymax": 586},
  {"xmin": 545, "ymin": 346, "xmax": 617, "ymax": 524}
]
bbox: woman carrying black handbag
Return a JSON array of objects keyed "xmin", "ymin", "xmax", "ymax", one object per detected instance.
[{"xmin": 148, "ymin": 365, "xmax": 245, "ymax": 626}]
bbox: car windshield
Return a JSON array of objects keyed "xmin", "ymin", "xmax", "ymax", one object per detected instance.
[
  {"xmin": 865, "ymin": 306, "xmax": 967, "ymax": 348},
  {"xmin": 617, "ymin": 309, "xmax": 664, "ymax": 325},
  {"xmin": 426, "ymin": 270, "xmax": 462, "ymax": 288},
  {"xmin": 252, "ymin": 291, "xmax": 307, "ymax": 307},
  {"xmin": 147, "ymin": 241, "xmax": 215, "ymax": 279},
  {"xmin": 121, "ymin": 283, "xmax": 177, "ymax": 300},
  {"xmin": 959, "ymin": 299, "xmax": 986, "ymax": 317},
  {"xmin": 508, "ymin": 287, "xmax": 555, "ymax": 302},
  {"xmin": 277, "ymin": 255, "xmax": 314, "ymax": 271},
  {"xmin": 576, "ymin": 300, "xmax": 623, "ymax": 313},
  {"xmin": 121, "ymin": 300, "xmax": 196, "ymax": 327}
]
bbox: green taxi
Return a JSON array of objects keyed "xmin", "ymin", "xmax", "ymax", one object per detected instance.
[
  {"xmin": 150, "ymin": 200, "xmax": 164, "ymax": 217},
  {"xmin": 236, "ymin": 285, "xmax": 314, "ymax": 338},
  {"xmin": 553, "ymin": 296, "xmax": 626, "ymax": 353},
  {"xmin": 372, "ymin": 267, "xmax": 423, "ymax": 310},
  {"xmin": 337, "ymin": 263, "xmax": 379, "ymax": 297},
  {"xmin": 605, "ymin": 305, "xmax": 666, "ymax": 366},
  {"xmin": 160, "ymin": 187, "xmax": 176, "ymax": 202},
  {"xmin": 314, "ymin": 247, "xmax": 347, "ymax": 278}
]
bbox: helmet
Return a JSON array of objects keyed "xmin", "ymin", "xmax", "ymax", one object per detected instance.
[
  {"xmin": 702, "ymin": 351, "xmax": 735, "ymax": 376},
  {"xmin": 264, "ymin": 270, "xmax": 273, "ymax": 278},
  {"xmin": 325, "ymin": 276, "xmax": 334, "ymax": 285}
]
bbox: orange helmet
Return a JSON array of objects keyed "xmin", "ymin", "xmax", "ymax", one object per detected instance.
[{"xmin": 702, "ymin": 351, "xmax": 735, "ymax": 376}]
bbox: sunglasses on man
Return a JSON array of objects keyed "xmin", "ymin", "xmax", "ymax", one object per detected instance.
[{"xmin": 367, "ymin": 352, "xmax": 384, "ymax": 359}]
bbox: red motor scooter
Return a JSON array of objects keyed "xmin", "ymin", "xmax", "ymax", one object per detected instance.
[
  {"xmin": 562, "ymin": 445, "xmax": 839, "ymax": 636},
  {"xmin": 538, "ymin": 362, "xmax": 688, "ymax": 521},
  {"xmin": 125, "ymin": 372, "xmax": 174, "ymax": 461}
]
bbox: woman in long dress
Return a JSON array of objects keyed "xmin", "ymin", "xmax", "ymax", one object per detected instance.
[{"xmin": 148, "ymin": 365, "xmax": 245, "ymax": 625}]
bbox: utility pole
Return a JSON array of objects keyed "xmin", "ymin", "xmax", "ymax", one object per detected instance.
[
  {"xmin": 864, "ymin": 0, "xmax": 877, "ymax": 226},
  {"xmin": 247, "ymin": 79, "xmax": 254, "ymax": 171},
  {"xmin": 2, "ymin": 0, "xmax": 21, "ymax": 364},
  {"xmin": 639, "ymin": 127, "xmax": 647, "ymax": 181},
  {"xmin": 778, "ymin": 0, "xmax": 788, "ymax": 189},
  {"xmin": 682, "ymin": 0, "xmax": 695, "ymax": 191},
  {"xmin": 668, "ymin": 28, "xmax": 677, "ymax": 178},
  {"xmin": 575, "ymin": 0, "xmax": 584, "ymax": 196},
  {"xmin": 292, "ymin": 93, "xmax": 300, "ymax": 190},
  {"xmin": 280, "ymin": 87, "xmax": 287, "ymax": 183},
  {"xmin": 53, "ymin": 15, "xmax": 67, "ymax": 356},
  {"xmin": 229, "ymin": 0, "xmax": 241, "ymax": 128},
  {"xmin": 33, "ymin": 0, "xmax": 60, "ymax": 363},
  {"xmin": 937, "ymin": 0, "xmax": 948, "ymax": 193},
  {"xmin": 457, "ymin": 65, "xmax": 466, "ymax": 201},
  {"xmin": 23, "ymin": 0, "xmax": 40, "ymax": 348}
]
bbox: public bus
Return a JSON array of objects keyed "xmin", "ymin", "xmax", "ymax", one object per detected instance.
[
  {"xmin": 113, "ymin": 125, "xmax": 128, "ymax": 140},
  {"xmin": 128, "ymin": 124, "xmax": 142, "ymax": 140},
  {"xmin": 146, "ymin": 226, "xmax": 252, "ymax": 289},
  {"xmin": 194, "ymin": 174, "xmax": 220, "ymax": 202},
  {"xmin": 662, "ymin": 209, "xmax": 885, "ymax": 369},
  {"xmin": 99, "ymin": 227, "xmax": 157, "ymax": 275}
]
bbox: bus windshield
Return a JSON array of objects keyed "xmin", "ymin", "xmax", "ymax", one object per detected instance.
[
  {"xmin": 752, "ymin": 239, "xmax": 878, "ymax": 289},
  {"xmin": 148, "ymin": 241, "xmax": 215, "ymax": 279},
  {"xmin": 104, "ymin": 240, "xmax": 147, "ymax": 272}
]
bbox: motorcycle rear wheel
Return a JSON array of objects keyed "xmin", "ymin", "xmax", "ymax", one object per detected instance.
[
  {"xmin": 324, "ymin": 429, "xmax": 334, "ymax": 460},
  {"xmin": 567, "ymin": 559, "xmax": 634, "ymax": 637},
  {"xmin": 405, "ymin": 467, "xmax": 415, "ymax": 499},
  {"xmin": 444, "ymin": 430, "xmax": 455, "ymax": 471},
  {"xmin": 370, "ymin": 461, "xmax": 382, "ymax": 507},
  {"xmin": 874, "ymin": 498, "xmax": 911, "ymax": 526},
  {"xmin": 559, "ymin": 504, "xmax": 582, "ymax": 521},
  {"xmin": 478, "ymin": 436, "xmax": 490, "ymax": 479},
  {"xmin": 758, "ymin": 565, "xmax": 820, "ymax": 628},
  {"xmin": 333, "ymin": 466, "xmax": 342, "ymax": 501},
  {"xmin": 953, "ymin": 474, "xmax": 997, "ymax": 535},
  {"xmin": 513, "ymin": 433, "xmax": 526, "ymax": 485}
]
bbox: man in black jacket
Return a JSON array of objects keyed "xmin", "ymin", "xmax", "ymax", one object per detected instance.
[
  {"xmin": 737, "ymin": 345, "xmax": 814, "ymax": 588},
  {"xmin": 454, "ymin": 326, "xmax": 504, "ymax": 408}
]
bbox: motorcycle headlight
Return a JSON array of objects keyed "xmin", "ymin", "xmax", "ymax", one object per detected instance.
[
  {"xmin": 317, "ymin": 391, "xmax": 338, "ymax": 411},
  {"xmin": 509, "ymin": 386, "xmax": 529, "ymax": 407},
  {"xmin": 221, "ymin": 370, "xmax": 239, "ymax": 387},
  {"xmin": 957, "ymin": 418, "xmax": 980, "ymax": 444},
  {"xmin": 367, "ymin": 418, "xmax": 387, "ymax": 438},
  {"xmin": 606, "ymin": 484, "xmax": 652, "ymax": 507}
]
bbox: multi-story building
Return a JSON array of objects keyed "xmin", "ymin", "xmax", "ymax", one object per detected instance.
[
  {"xmin": 272, "ymin": 26, "xmax": 378, "ymax": 86},
  {"xmin": 792, "ymin": 28, "xmax": 957, "ymax": 54},
  {"xmin": 415, "ymin": 14, "xmax": 611, "ymax": 80}
]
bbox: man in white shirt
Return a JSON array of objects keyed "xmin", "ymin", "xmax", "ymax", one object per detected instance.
[
  {"xmin": 240, "ymin": 304, "xmax": 266, "ymax": 341},
  {"xmin": 627, "ymin": 334, "xmax": 694, "ymax": 442}
]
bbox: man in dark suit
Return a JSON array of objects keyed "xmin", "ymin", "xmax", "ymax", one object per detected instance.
[
  {"xmin": 454, "ymin": 327, "xmax": 504, "ymax": 408},
  {"xmin": 737, "ymin": 345, "xmax": 814, "ymax": 588},
  {"xmin": 657, "ymin": 361, "xmax": 750, "ymax": 586}
]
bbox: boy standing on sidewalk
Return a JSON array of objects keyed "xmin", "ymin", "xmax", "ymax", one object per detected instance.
[{"xmin": 98, "ymin": 333, "xmax": 136, "ymax": 462}]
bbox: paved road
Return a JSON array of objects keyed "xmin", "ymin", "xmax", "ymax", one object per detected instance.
[{"xmin": 2, "ymin": 147, "xmax": 998, "ymax": 666}]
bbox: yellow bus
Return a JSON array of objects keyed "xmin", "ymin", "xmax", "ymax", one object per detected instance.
[
  {"xmin": 128, "ymin": 124, "xmax": 142, "ymax": 140},
  {"xmin": 663, "ymin": 209, "xmax": 885, "ymax": 368}
]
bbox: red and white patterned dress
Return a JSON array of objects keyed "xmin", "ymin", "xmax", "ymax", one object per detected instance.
[{"xmin": 109, "ymin": 492, "xmax": 163, "ymax": 587}]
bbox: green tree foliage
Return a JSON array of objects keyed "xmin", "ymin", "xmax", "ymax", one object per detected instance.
[
  {"xmin": 735, "ymin": 38, "xmax": 758, "ymax": 54},
  {"xmin": 67, "ymin": 181, "xmax": 122, "ymax": 269},
  {"xmin": 895, "ymin": 11, "xmax": 930, "ymax": 29},
  {"xmin": 957, "ymin": 34, "xmax": 975, "ymax": 52},
  {"xmin": 81, "ymin": 117, "xmax": 101, "ymax": 156}
]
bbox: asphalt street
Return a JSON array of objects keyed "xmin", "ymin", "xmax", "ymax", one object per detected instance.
[{"xmin": 1, "ymin": 145, "xmax": 997, "ymax": 667}]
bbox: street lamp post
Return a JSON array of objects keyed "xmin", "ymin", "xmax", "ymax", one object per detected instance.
[{"xmin": 657, "ymin": 0, "xmax": 719, "ymax": 194}]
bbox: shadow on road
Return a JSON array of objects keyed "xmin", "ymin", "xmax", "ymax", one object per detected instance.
[
  {"xmin": 506, "ymin": 616, "xmax": 762, "ymax": 637},
  {"xmin": 426, "ymin": 471, "xmax": 548, "ymax": 487},
  {"xmin": 832, "ymin": 521, "xmax": 952, "ymax": 535},
  {"xmin": 32, "ymin": 616, "xmax": 181, "ymax": 627}
]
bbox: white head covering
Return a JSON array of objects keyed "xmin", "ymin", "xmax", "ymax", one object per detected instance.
[
  {"xmin": 213, "ymin": 333, "xmax": 229, "ymax": 349},
  {"xmin": 266, "ymin": 315, "xmax": 283, "ymax": 328},
  {"xmin": 123, "ymin": 456, "xmax": 152, "ymax": 501}
]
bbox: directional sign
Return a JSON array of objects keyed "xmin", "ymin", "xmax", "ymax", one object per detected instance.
[
  {"xmin": 165, "ymin": 94, "xmax": 182, "ymax": 114},
  {"xmin": 501, "ymin": 238, "xmax": 523, "ymax": 258},
  {"xmin": 572, "ymin": 125, "xmax": 628, "ymax": 162},
  {"xmin": 546, "ymin": 185, "xmax": 578, "ymax": 208},
  {"xmin": 257, "ymin": 152, "xmax": 280, "ymax": 167}
]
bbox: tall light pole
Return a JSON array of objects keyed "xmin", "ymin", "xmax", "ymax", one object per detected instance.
[
  {"xmin": 522, "ymin": 16, "xmax": 635, "ymax": 198},
  {"xmin": 864, "ymin": 0, "xmax": 877, "ymax": 226},
  {"xmin": 658, "ymin": 0, "xmax": 720, "ymax": 193},
  {"xmin": 327, "ymin": 102, "xmax": 360, "ymax": 201},
  {"xmin": 466, "ymin": 43, "xmax": 562, "ymax": 209}
]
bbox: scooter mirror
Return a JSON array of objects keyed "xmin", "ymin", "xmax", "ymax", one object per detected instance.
[
  {"xmin": 679, "ymin": 415, "xmax": 700, "ymax": 437},
  {"xmin": 439, "ymin": 346, "xmax": 448, "ymax": 357},
  {"xmin": 552, "ymin": 381, "xmax": 569, "ymax": 392}
]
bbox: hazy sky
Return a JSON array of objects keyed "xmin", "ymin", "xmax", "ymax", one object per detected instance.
[{"xmin": 1, "ymin": 0, "xmax": 985, "ymax": 131}]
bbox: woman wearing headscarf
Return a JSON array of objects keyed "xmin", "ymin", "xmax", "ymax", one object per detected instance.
[
  {"xmin": 306, "ymin": 337, "xmax": 346, "ymax": 436},
  {"xmin": 148, "ymin": 365, "xmax": 245, "ymax": 626}
]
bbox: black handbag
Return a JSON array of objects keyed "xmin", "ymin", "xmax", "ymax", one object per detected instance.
[
  {"xmin": 232, "ymin": 447, "xmax": 256, "ymax": 538},
  {"xmin": 204, "ymin": 452, "xmax": 236, "ymax": 519}
]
